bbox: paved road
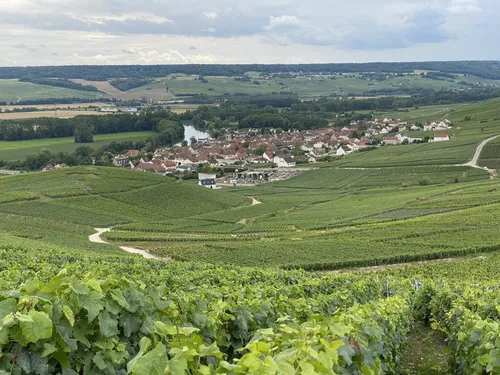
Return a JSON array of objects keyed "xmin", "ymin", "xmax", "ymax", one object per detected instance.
[
  {"xmin": 89, "ymin": 228, "xmax": 162, "ymax": 260},
  {"xmin": 465, "ymin": 135, "xmax": 500, "ymax": 168}
]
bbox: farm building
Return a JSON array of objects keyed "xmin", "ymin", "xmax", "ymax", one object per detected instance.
[
  {"xmin": 433, "ymin": 134, "xmax": 450, "ymax": 142},
  {"xmin": 198, "ymin": 173, "xmax": 217, "ymax": 189},
  {"xmin": 383, "ymin": 136, "xmax": 399, "ymax": 145}
]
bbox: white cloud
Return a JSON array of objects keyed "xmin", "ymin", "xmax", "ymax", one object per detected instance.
[
  {"xmin": 449, "ymin": 0, "xmax": 482, "ymax": 14},
  {"xmin": 203, "ymin": 11, "xmax": 218, "ymax": 20},
  {"xmin": 264, "ymin": 15, "xmax": 303, "ymax": 31},
  {"xmin": 203, "ymin": 27, "xmax": 217, "ymax": 33},
  {"xmin": 74, "ymin": 13, "xmax": 173, "ymax": 25}
]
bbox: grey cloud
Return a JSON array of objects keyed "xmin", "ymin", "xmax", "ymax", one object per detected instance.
[
  {"xmin": 0, "ymin": 0, "xmax": 499, "ymax": 65},
  {"xmin": 266, "ymin": 7, "xmax": 452, "ymax": 49},
  {"xmin": 340, "ymin": 8, "xmax": 452, "ymax": 49}
]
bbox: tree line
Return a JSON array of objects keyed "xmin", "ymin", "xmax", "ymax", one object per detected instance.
[
  {"xmin": 109, "ymin": 79, "xmax": 151, "ymax": 91},
  {"xmin": 2, "ymin": 61, "xmax": 500, "ymax": 79},
  {"xmin": 0, "ymin": 110, "xmax": 183, "ymax": 141},
  {"xmin": 0, "ymin": 111, "xmax": 185, "ymax": 171},
  {"xmin": 19, "ymin": 77, "xmax": 100, "ymax": 92}
]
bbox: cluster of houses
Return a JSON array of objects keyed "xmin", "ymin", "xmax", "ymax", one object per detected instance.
[
  {"xmin": 111, "ymin": 126, "xmax": 377, "ymax": 174},
  {"xmin": 107, "ymin": 117, "xmax": 454, "ymax": 175},
  {"xmin": 37, "ymin": 116, "xmax": 455, "ymax": 175},
  {"xmin": 42, "ymin": 163, "xmax": 69, "ymax": 171},
  {"xmin": 379, "ymin": 118, "xmax": 452, "ymax": 145}
]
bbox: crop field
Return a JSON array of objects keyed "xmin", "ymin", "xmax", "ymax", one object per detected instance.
[
  {"xmin": 0, "ymin": 79, "xmax": 102, "ymax": 102},
  {"xmin": 0, "ymin": 102, "xmax": 108, "ymax": 111},
  {"xmin": 155, "ymin": 74, "xmax": 500, "ymax": 98},
  {"xmin": 0, "ymin": 131, "xmax": 155, "ymax": 160},
  {"xmin": 0, "ymin": 224, "xmax": 498, "ymax": 373},
  {"xmin": 478, "ymin": 136, "xmax": 500, "ymax": 169},
  {"xmin": 1, "ymin": 66, "xmax": 500, "ymax": 373},
  {"xmin": 0, "ymin": 110, "xmax": 104, "ymax": 120},
  {"xmin": 0, "ymin": 97, "xmax": 498, "ymax": 372},
  {"xmin": 0, "ymin": 167, "xmax": 246, "ymax": 250},
  {"xmin": 89, "ymin": 164, "xmax": 500, "ymax": 269},
  {"xmin": 71, "ymin": 79, "xmax": 176, "ymax": 101},
  {"xmin": 65, "ymin": 73, "xmax": 500, "ymax": 101}
]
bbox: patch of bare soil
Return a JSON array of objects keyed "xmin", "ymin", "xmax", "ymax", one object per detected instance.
[{"xmin": 71, "ymin": 79, "xmax": 175, "ymax": 101}]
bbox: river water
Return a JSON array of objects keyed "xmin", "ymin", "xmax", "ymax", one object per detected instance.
[{"xmin": 176, "ymin": 123, "xmax": 210, "ymax": 145}]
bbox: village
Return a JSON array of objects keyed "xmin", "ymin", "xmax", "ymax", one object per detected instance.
[
  {"xmin": 92, "ymin": 117, "xmax": 452, "ymax": 186},
  {"xmin": 40, "ymin": 117, "xmax": 453, "ymax": 186}
]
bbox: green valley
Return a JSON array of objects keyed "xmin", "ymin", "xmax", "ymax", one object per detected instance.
[{"xmin": 0, "ymin": 64, "xmax": 500, "ymax": 374}]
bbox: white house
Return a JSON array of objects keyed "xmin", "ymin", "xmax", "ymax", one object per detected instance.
[
  {"xmin": 198, "ymin": 173, "xmax": 217, "ymax": 189},
  {"xmin": 274, "ymin": 156, "xmax": 296, "ymax": 168},
  {"xmin": 262, "ymin": 151, "xmax": 274, "ymax": 161},
  {"xmin": 336, "ymin": 146, "xmax": 350, "ymax": 156}
]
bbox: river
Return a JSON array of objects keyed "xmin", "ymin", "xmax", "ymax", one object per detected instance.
[{"xmin": 176, "ymin": 123, "xmax": 210, "ymax": 145}]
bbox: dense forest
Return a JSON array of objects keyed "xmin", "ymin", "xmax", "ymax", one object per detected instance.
[
  {"xmin": 1, "ymin": 61, "xmax": 500, "ymax": 80},
  {"xmin": 18, "ymin": 77, "xmax": 100, "ymax": 92}
]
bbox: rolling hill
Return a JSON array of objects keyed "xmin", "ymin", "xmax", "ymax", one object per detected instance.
[{"xmin": 0, "ymin": 97, "xmax": 499, "ymax": 374}]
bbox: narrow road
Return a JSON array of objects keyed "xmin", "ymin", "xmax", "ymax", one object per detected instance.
[
  {"xmin": 464, "ymin": 135, "xmax": 500, "ymax": 168},
  {"xmin": 89, "ymin": 228, "xmax": 162, "ymax": 260}
]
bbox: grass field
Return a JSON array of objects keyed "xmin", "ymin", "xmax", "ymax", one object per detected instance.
[
  {"xmin": 0, "ymin": 131, "xmax": 155, "ymax": 160},
  {"xmin": 0, "ymin": 79, "xmax": 102, "ymax": 102}
]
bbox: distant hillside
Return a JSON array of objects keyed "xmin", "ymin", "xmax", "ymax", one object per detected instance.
[{"xmin": 1, "ymin": 61, "xmax": 500, "ymax": 80}]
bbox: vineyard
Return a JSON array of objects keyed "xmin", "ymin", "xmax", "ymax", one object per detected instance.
[
  {"xmin": 0, "ymin": 235, "xmax": 498, "ymax": 373},
  {"xmin": 0, "ymin": 97, "xmax": 500, "ymax": 373}
]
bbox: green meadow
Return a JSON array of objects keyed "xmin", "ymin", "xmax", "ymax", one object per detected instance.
[
  {"xmin": 0, "ymin": 79, "xmax": 102, "ymax": 102},
  {"xmin": 0, "ymin": 131, "xmax": 155, "ymax": 160}
]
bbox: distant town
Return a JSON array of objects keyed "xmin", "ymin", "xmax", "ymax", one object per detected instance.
[{"xmin": 51, "ymin": 117, "xmax": 453, "ymax": 187}]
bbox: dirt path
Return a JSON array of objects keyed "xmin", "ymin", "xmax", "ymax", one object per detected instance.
[
  {"xmin": 251, "ymin": 197, "xmax": 262, "ymax": 205},
  {"xmin": 89, "ymin": 228, "xmax": 162, "ymax": 260},
  {"xmin": 401, "ymin": 322, "xmax": 452, "ymax": 375},
  {"xmin": 463, "ymin": 135, "xmax": 500, "ymax": 168}
]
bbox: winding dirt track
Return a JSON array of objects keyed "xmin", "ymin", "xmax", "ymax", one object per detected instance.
[
  {"xmin": 89, "ymin": 228, "xmax": 161, "ymax": 260},
  {"xmin": 463, "ymin": 135, "xmax": 500, "ymax": 168}
]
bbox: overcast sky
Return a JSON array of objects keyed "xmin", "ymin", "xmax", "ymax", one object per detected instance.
[{"xmin": 0, "ymin": 0, "xmax": 497, "ymax": 66}]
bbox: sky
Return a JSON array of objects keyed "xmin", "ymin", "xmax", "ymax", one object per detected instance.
[{"xmin": 0, "ymin": 0, "xmax": 497, "ymax": 66}]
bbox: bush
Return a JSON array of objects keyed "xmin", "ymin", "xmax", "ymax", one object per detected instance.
[{"xmin": 419, "ymin": 178, "xmax": 430, "ymax": 186}]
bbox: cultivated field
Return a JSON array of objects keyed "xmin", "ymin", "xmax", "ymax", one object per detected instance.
[
  {"xmin": 0, "ymin": 109, "xmax": 104, "ymax": 120},
  {"xmin": 154, "ymin": 73, "xmax": 500, "ymax": 98},
  {"xmin": 0, "ymin": 96, "xmax": 499, "ymax": 372},
  {"xmin": 71, "ymin": 79, "xmax": 175, "ymax": 101},
  {"xmin": 0, "ymin": 102, "xmax": 108, "ymax": 111},
  {"xmin": 0, "ymin": 131, "xmax": 155, "ymax": 160}
]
